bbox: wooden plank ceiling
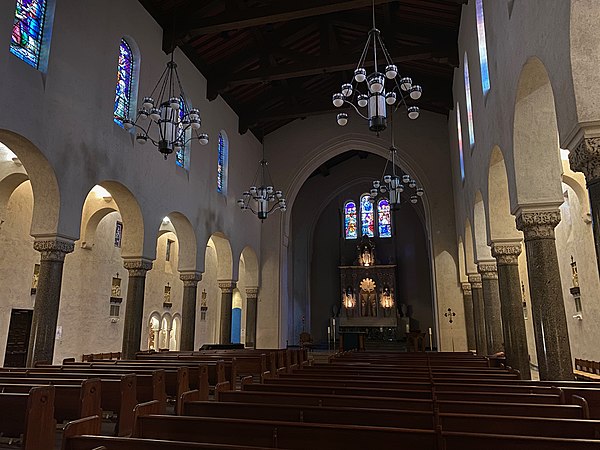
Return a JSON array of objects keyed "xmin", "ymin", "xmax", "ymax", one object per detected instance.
[{"xmin": 138, "ymin": 0, "xmax": 464, "ymax": 138}]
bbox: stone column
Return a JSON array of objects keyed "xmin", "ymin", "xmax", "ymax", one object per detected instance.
[
  {"xmin": 516, "ymin": 209, "xmax": 573, "ymax": 380},
  {"xmin": 121, "ymin": 259, "xmax": 153, "ymax": 359},
  {"xmin": 468, "ymin": 273, "xmax": 487, "ymax": 355},
  {"xmin": 478, "ymin": 261, "xmax": 504, "ymax": 355},
  {"xmin": 179, "ymin": 272, "xmax": 202, "ymax": 351},
  {"xmin": 461, "ymin": 283, "xmax": 476, "ymax": 351},
  {"xmin": 218, "ymin": 280, "xmax": 236, "ymax": 344},
  {"xmin": 27, "ymin": 238, "xmax": 75, "ymax": 366},
  {"xmin": 491, "ymin": 242, "xmax": 531, "ymax": 380},
  {"xmin": 569, "ymin": 137, "xmax": 600, "ymax": 272},
  {"xmin": 245, "ymin": 287, "xmax": 259, "ymax": 348}
]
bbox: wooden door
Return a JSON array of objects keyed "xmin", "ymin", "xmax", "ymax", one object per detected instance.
[{"xmin": 4, "ymin": 309, "xmax": 33, "ymax": 367}]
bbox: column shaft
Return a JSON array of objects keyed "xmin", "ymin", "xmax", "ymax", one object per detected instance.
[
  {"xmin": 219, "ymin": 281, "xmax": 236, "ymax": 344},
  {"xmin": 245, "ymin": 287, "xmax": 259, "ymax": 348},
  {"xmin": 478, "ymin": 262, "xmax": 504, "ymax": 355},
  {"xmin": 28, "ymin": 239, "xmax": 74, "ymax": 366},
  {"xmin": 492, "ymin": 243, "xmax": 531, "ymax": 380},
  {"xmin": 121, "ymin": 260, "xmax": 152, "ymax": 359},
  {"xmin": 516, "ymin": 210, "xmax": 573, "ymax": 380},
  {"xmin": 461, "ymin": 283, "xmax": 476, "ymax": 351},
  {"xmin": 468, "ymin": 274, "xmax": 487, "ymax": 355},
  {"xmin": 180, "ymin": 272, "xmax": 202, "ymax": 351}
]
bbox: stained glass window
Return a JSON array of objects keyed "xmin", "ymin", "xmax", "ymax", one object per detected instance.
[
  {"xmin": 217, "ymin": 132, "xmax": 227, "ymax": 194},
  {"xmin": 176, "ymin": 98, "xmax": 190, "ymax": 169},
  {"xmin": 10, "ymin": 0, "xmax": 48, "ymax": 69},
  {"xmin": 114, "ymin": 39, "xmax": 134, "ymax": 127},
  {"xmin": 457, "ymin": 104, "xmax": 465, "ymax": 181},
  {"xmin": 464, "ymin": 53, "xmax": 475, "ymax": 149},
  {"xmin": 360, "ymin": 194, "xmax": 374, "ymax": 238},
  {"xmin": 476, "ymin": 0, "xmax": 491, "ymax": 96},
  {"xmin": 344, "ymin": 201, "xmax": 358, "ymax": 239},
  {"xmin": 377, "ymin": 199, "xmax": 392, "ymax": 238}
]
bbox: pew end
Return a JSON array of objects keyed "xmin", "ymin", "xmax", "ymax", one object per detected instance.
[{"xmin": 62, "ymin": 415, "xmax": 102, "ymax": 450}]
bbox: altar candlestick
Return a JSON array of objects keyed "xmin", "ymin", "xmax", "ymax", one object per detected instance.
[
  {"xmin": 428, "ymin": 328, "xmax": 433, "ymax": 350},
  {"xmin": 405, "ymin": 323, "xmax": 410, "ymax": 333}
]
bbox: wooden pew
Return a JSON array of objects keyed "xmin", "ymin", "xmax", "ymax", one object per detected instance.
[{"xmin": 0, "ymin": 386, "xmax": 56, "ymax": 450}]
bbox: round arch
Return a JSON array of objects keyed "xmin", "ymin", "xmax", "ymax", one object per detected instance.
[
  {"xmin": 157, "ymin": 211, "xmax": 199, "ymax": 273},
  {"xmin": 240, "ymin": 246, "xmax": 259, "ymax": 287},
  {"xmin": 208, "ymin": 232, "xmax": 234, "ymax": 281},
  {"xmin": 487, "ymin": 146, "xmax": 521, "ymax": 243},
  {"xmin": 473, "ymin": 191, "xmax": 492, "ymax": 262}
]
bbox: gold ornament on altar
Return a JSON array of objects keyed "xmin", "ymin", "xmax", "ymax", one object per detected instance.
[
  {"xmin": 380, "ymin": 287, "xmax": 394, "ymax": 309},
  {"xmin": 342, "ymin": 287, "xmax": 356, "ymax": 308},
  {"xmin": 357, "ymin": 239, "xmax": 376, "ymax": 267},
  {"xmin": 360, "ymin": 278, "xmax": 376, "ymax": 292}
]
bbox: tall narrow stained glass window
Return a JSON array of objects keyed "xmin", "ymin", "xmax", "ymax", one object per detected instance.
[
  {"xmin": 476, "ymin": 0, "xmax": 491, "ymax": 96},
  {"xmin": 217, "ymin": 132, "xmax": 228, "ymax": 194},
  {"xmin": 377, "ymin": 199, "xmax": 392, "ymax": 238},
  {"xmin": 114, "ymin": 39, "xmax": 134, "ymax": 127},
  {"xmin": 10, "ymin": 0, "xmax": 48, "ymax": 69},
  {"xmin": 457, "ymin": 104, "xmax": 465, "ymax": 181},
  {"xmin": 464, "ymin": 53, "xmax": 475, "ymax": 149},
  {"xmin": 176, "ymin": 97, "xmax": 190, "ymax": 169},
  {"xmin": 344, "ymin": 201, "xmax": 358, "ymax": 239},
  {"xmin": 360, "ymin": 194, "xmax": 374, "ymax": 238}
]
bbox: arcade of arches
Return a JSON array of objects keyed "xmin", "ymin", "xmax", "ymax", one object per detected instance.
[{"xmin": 2, "ymin": 0, "xmax": 600, "ymax": 383}]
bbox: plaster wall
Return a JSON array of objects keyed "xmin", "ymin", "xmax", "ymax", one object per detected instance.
[{"xmin": 196, "ymin": 244, "xmax": 220, "ymax": 347}]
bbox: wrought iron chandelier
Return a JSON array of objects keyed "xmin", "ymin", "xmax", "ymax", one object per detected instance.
[
  {"xmin": 122, "ymin": 53, "xmax": 209, "ymax": 159},
  {"xmin": 237, "ymin": 141, "xmax": 286, "ymax": 221},
  {"xmin": 370, "ymin": 114, "xmax": 424, "ymax": 206},
  {"xmin": 332, "ymin": 0, "xmax": 421, "ymax": 132}
]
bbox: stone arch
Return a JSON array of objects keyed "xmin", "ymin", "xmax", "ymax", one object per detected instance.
[
  {"xmin": 0, "ymin": 130, "xmax": 61, "ymax": 237},
  {"xmin": 79, "ymin": 185, "xmax": 120, "ymax": 249},
  {"xmin": 0, "ymin": 172, "xmax": 29, "ymax": 212},
  {"xmin": 487, "ymin": 146, "xmax": 521, "ymax": 242},
  {"xmin": 473, "ymin": 191, "xmax": 492, "ymax": 261},
  {"xmin": 561, "ymin": 173, "xmax": 591, "ymax": 223},
  {"xmin": 158, "ymin": 212, "xmax": 199, "ymax": 273},
  {"xmin": 240, "ymin": 246, "xmax": 259, "ymax": 287},
  {"xmin": 457, "ymin": 237, "xmax": 468, "ymax": 283},
  {"xmin": 513, "ymin": 57, "xmax": 563, "ymax": 210},
  {"xmin": 464, "ymin": 219, "xmax": 477, "ymax": 273},
  {"xmin": 208, "ymin": 232, "xmax": 234, "ymax": 281},
  {"xmin": 170, "ymin": 313, "xmax": 181, "ymax": 350}
]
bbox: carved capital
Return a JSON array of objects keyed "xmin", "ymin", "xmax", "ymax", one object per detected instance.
[
  {"xmin": 246, "ymin": 287, "xmax": 259, "ymax": 299},
  {"xmin": 515, "ymin": 210, "xmax": 561, "ymax": 240},
  {"xmin": 478, "ymin": 262, "xmax": 498, "ymax": 280},
  {"xmin": 569, "ymin": 137, "xmax": 600, "ymax": 182},
  {"xmin": 491, "ymin": 242, "xmax": 522, "ymax": 265},
  {"xmin": 218, "ymin": 280, "xmax": 237, "ymax": 294},
  {"xmin": 123, "ymin": 259, "xmax": 153, "ymax": 277},
  {"xmin": 33, "ymin": 238, "xmax": 75, "ymax": 262},
  {"xmin": 468, "ymin": 273, "xmax": 483, "ymax": 289},
  {"xmin": 461, "ymin": 283, "xmax": 472, "ymax": 296},
  {"xmin": 180, "ymin": 272, "xmax": 202, "ymax": 287}
]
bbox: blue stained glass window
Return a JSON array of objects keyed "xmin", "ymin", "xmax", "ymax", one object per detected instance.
[
  {"xmin": 114, "ymin": 39, "xmax": 134, "ymax": 127},
  {"xmin": 377, "ymin": 199, "xmax": 392, "ymax": 238},
  {"xmin": 457, "ymin": 104, "xmax": 465, "ymax": 181},
  {"xmin": 360, "ymin": 194, "xmax": 374, "ymax": 238},
  {"xmin": 217, "ymin": 132, "xmax": 227, "ymax": 193},
  {"xmin": 464, "ymin": 53, "xmax": 475, "ymax": 149},
  {"xmin": 10, "ymin": 0, "xmax": 48, "ymax": 69},
  {"xmin": 476, "ymin": 0, "xmax": 491, "ymax": 96},
  {"xmin": 344, "ymin": 201, "xmax": 358, "ymax": 239},
  {"xmin": 176, "ymin": 98, "xmax": 190, "ymax": 169}
]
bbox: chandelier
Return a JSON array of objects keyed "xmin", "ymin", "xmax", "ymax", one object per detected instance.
[
  {"xmin": 370, "ymin": 113, "xmax": 423, "ymax": 206},
  {"xmin": 121, "ymin": 53, "xmax": 209, "ymax": 159},
  {"xmin": 237, "ymin": 141, "xmax": 286, "ymax": 221},
  {"xmin": 332, "ymin": 0, "xmax": 421, "ymax": 132}
]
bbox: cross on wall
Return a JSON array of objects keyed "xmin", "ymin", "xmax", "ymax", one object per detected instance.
[{"xmin": 445, "ymin": 308, "xmax": 456, "ymax": 324}]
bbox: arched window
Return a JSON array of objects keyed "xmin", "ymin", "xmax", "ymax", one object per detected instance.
[
  {"xmin": 114, "ymin": 39, "xmax": 134, "ymax": 127},
  {"xmin": 377, "ymin": 199, "xmax": 392, "ymax": 238},
  {"xmin": 476, "ymin": 0, "xmax": 491, "ymax": 95},
  {"xmin": 464, "ymin": 53, "xmax": 475, "ymax": 149},
  {"xmin": 217, "ymin": 131, "xmax": 228, "ymax": 194},
  {"xmin": 456, "ymin": 104, "xmax": 465, "ymax": 181},
  {"xmin": 360, "ymin": 194, "xmax": 374, "ymax": 238},
  {"xmin": 10, "ymin": 0, "xmax": 49, "ymax": 69},
  {"xmin": 344, "ymin": 201, "xmax": 358, "ymax": 240}
]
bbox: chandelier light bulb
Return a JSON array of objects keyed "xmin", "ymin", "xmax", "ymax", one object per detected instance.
[
  {"xmin": 357, "ymin": 94, "xmax": 369, "ymax": 108},
  {"xmin": 400, "ymin": 77, "xmax": 413, "ymax": 91},
  {"xmin": 332, "ymin": 93, "xmax": 344, "ymax": 107},
  {"xmin": 337, "ymin": 112, "xmax": 349, "ymax": 126},
  {"xmin": 380, "ymin": 186, "xmax": 387, "ymax": 193},
  {"xmin": 123, "ymin": 118, "xmax": 134, "ymax": 130},
  {"xmin": 410, "ymin": 195, "xmax": 418, "ymax": 204},
  {"xmin": 384, "ymin": 175, "xmax": 392, "ymax": 184},
  {"xmin": 341, "ymin": 83, "xmax": 353, "ymax": 97},
  {"xmin": 416, "ymin": 187, "xmax": 424, "ymax": 196},
  {"xmin": 237, "ymin": 199, "xmax": 244, "ymax": 206},
  {"xmin": 354, "ymin": 68, "xmax": 367, "ymax": 83},
  {"xmin": 385, "ymin": 91, "xmax": 397, "ymax": 105},
  {"xmin": 190, "ymin": 119, "xmax": 201, "ymax": 130},
  {"xmin": 169, "ymin": 97, "xmax": 180, "ymax": 109},
  {"xmin": 368, "ymin": 73, "xmax": 385, "ymax": 94},
  {"xmin": 398, "ymin": 184, "xmax": 404, "ymax": 192},
  {"xmin": 149, "ymin": 108, "xmax": 161, "ymax": 121},
  {"xmin": 136, "ymin": 134, "xmax": 147, "ymax": 145},
  {"xmin": 370, "ymin": 188, "xmax": 378, "ymax": 197},
  {"xmin": 410, "ymin": 85, "xmax": 422, "ymax": 100},
  {"xmin": 142, "ymin": 97, "xmax": 154, "ymax": 110},
  {"xmin": 189, "ymin": 109, "xmax": 200, "ymax": 120},
  {"xmin": 407, "ymin": 106, "xmax": 420, "ymax": 120},
  {"xmin": 402, "ymin": 175, "xmax": 411, "ymax": 184},
  {"xmin": 198, "ymin": 133, "xmax": 209, "ymax": 145},
  {"xmin": 138, "ymin": 109, "xmax": 148, "ymax": 120},
  {"xmin": 409, "ymin": 179, "xmax": 417, "ymax": 189},
  {"xmin": 373, "ymin": 180, "xmax": 380, "ymax": 189},
  {"xmin": 385, "ymin": 64, "xmax": 398, "ymax": 79}
]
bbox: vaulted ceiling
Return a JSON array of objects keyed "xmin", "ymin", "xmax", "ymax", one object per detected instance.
[{"xmin": 138, "ymin": 0, "xmax": 464, "ymax": 138}]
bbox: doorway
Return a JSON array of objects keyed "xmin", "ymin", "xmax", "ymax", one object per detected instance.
[{"xmin": 4, "ymin": 309, "xmax": 33, "ymax": 367}]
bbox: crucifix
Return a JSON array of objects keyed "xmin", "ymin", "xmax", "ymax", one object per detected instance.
[{"xmin": 444, "ymin": 307, "xmax": 457, "ymax": 351}]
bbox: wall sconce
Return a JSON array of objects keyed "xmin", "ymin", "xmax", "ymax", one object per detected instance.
[{"xmin": 570, "ymin": 256, "xmax": 582, "ymax": 319}]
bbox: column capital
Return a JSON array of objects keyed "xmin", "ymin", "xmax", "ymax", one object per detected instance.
[
  {"xmin": 246, "ymin": 287, "xmax": 259, "ymax": 298},
  {"xmin": 461, "ymin": 283, "xmax": 472, "ymax": 295},
  {"xmin": 569, "ymin": 137, "xmax": 600, "ymax": 183},
  {"xmin": 179, "ymin": 272, "xmax": 202, "ymax": 287},
  {"xmin": 515, "ymin": 209, "xmax": 561, "ymax": 240},
  {"xmin": 33, "ymin": 237, "xmax": 75, "ymax": 262},
  {"xmin": 478, "ymin": 261, "xmax": 498, "ymax": 280},
  {"xmin": 218, "ymin": 280, "xmax": 237, "ymax": 293},
  {"xmin": 123, "ymin": 258, "xmax": 153, "ymax": 276},
  {"xmin": 468, "ymin": 273, "xmax": 482, "ymax": 289},
  {"xmin": 491, "ymin": 242, "xmax": 522, "ymax": 265}
]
